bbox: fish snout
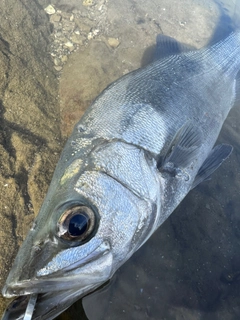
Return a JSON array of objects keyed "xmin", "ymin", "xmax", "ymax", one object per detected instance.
[{"xmin": 2, "ymin": 238, "xmax": 113, "ymax": 298}]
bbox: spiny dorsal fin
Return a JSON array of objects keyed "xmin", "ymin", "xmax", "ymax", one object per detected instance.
[
  {"xmin": 191, "ymin": 144, "xmax": 233, "ymax": 189},
  {"xmin": 154, "ymin": 34, "xmax": 196, "ymax": 61}
]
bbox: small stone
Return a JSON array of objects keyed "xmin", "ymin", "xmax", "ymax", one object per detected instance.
[
  {"xmin": 92, "ymin": 29, "xmax": 100, "ymax": 36},
  {"xmin": 54, "ymin": 66, "xmax": 63, "ymax": 71},
  {"xmin": 44, "ymin": 5, "xmax": 56, "ymax": 15},
  {"xmin": 75, "ymin": 21, "xmax": 91, "ymax": 33},
  {"xmin": 108, "ymin": 37, "xmax": 120, "ymax": 48},
  {"xmin": 71, "ymin": 34, "xmax": 84, "ymax": 45},
  {"xmin": 56, "ymin": 35, "xmax": 68, "ymax": 43},
  {"xmin": 50, "ymin": 14, "xmax": 61, "ymax": 23},
  {"xmin": 64, "ymin": 41, "xmax": 74, "ymax": 48},
  {"xmin": 70, "ymin": 14, "xmax": 74, "ymax": 22},
  {"xmin": 52, "ymin": 22, "xmax": 62, "ymax": 30},
  {"xmin": 87, "ymin": 32, "xmax": 93, "ymax": 40},
  {"xmin": 83, "ymin": 0, "xmax": 94, "ymax": 6},
  {"xmin": 53, "ymin": 58, "xmax": 61, "ymax": 66},
  {"xmin": 61, "ymin": 55, "xmax": 68, "ymax": 63},
  {"xmin": 60, "ymin": 12, "xmax": 73, "ymax": 19},
  {"xmin": 62, "ymin": 21, "xmax": 75, "ymax": 32},
  {"xmin": 68, "ymin": 46, "xmax": 75, "ymax": 52}
]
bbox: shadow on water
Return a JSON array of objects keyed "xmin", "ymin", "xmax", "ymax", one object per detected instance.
[{"xmin": 57, "ymin": 1, "xmax": 240, "ymax": 319}]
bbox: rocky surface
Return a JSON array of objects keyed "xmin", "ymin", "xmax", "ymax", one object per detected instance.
[{"xmin": 0, "ymin": 0, "xmax": 62, "ymax": 315}]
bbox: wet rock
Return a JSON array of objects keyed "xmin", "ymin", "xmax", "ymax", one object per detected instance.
[
  {"xmin": 83, "ymin": 0, "xmax": 95, "ymax": 7},
  {"xmin": 108, "ymin": 37, "xmax": 120, "ymax": 48},
  {"xmin": 50, "ymin": 13, "xmax": 62, "ymax": 23},
  {"xmin": 54, "ymin": 66, "xmax": 63, "ymax": 71},
  {"xmin": 71, "ymin": 34, "xmax": 85, "ymax": 45},
  {"xmin": 61, "ymin": 12, "xmax": 74, "ymax": 20},
  {"xmin": 54, "ymin": 57, "xmax": 62, "ymax": 66},
  {"xmin": 0, "ymin": 0, "xmax": 61, "ymax": 315},
  {"xmin": 61, "ymin": 55, "xmax": 68, "ymax": 63},
  {"xmin": 62, "ymin": 20, "xmax": 75, "ymax": 32},
  {"xmin": 75, "ymin": 21, "xmax": 92, "ymax": 33},
  {"xmin": 64, "ymin": 41, "xmax": 74, "ymax": 49},
  {"xmin": 44, "ymin": 4, "xmax": 56, "ymax": 15}
]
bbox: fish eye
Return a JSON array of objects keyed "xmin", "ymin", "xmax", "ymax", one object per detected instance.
[{"xmin": 57, "ymin": 206, "xmax": 96, "ymax": 242}]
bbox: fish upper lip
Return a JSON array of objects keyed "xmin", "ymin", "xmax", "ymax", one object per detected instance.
[
  {"xmin": 2, "ymin": 239, "xmax": 112, "ymax": 298},
  {"xmin": 37, "ymin": 238, "xmax": 111, "ymax": 276}
]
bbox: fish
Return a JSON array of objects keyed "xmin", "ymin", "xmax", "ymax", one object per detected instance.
[{"xmin": 2, "ymin": 31, "xmax": 240, "ymax": 319}]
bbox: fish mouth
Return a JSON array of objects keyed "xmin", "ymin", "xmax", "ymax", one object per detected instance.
[
  {"xmin": 2, "ymin": 286, "xmax": 102, "ymax": 320},
  {"xmin": 2, "ymin": 240, "xmax": 113, "ymax": 319}
]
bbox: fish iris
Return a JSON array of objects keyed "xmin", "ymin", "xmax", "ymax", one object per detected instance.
[{"xmin": 68, "ymin": 213, "xmax": 89, "ymax": 236}]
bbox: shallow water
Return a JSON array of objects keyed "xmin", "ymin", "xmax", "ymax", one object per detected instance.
[
  {"xmin": 55, "ymin": 0, "xmax": 240, "ymax": 319},
  {"xmin": 1, "ymin": 0, "xmax": 240, "ymax": 319}
]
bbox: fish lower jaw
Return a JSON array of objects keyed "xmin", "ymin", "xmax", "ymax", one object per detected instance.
[
  {"xmin": 2, "ymin": 281, "xmax": 45, "ymax": 298},
  {"xmin": 2, "ymin": 247, "xmax": 114, "ymax": 299}
]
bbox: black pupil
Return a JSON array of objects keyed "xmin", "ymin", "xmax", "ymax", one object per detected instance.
[{"xmin": 68, "ymin": 213, "xmax": 89, "ymax": 237}]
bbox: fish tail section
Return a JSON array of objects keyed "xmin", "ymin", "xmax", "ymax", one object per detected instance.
[
  {"xmin": 183, "ymin": 31, "xmax": 240, "ymax": 78},
  {"xmin": 208, "ymin": 31, "xmax": 240, "ymax": 76}
]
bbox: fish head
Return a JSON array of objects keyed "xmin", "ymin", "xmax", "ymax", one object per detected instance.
[{"xmin": 2, "ymin": 141, "xmax": 158, "ymax": 318}]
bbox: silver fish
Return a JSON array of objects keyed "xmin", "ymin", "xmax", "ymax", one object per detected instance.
[{"xmin": 2, "ymin": 32, "xmax": 239, "ymax": 319}]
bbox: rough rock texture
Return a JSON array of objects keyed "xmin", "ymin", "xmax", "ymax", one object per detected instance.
[{"xmin": 0, "ymin": 0, "xmax": 62, "ymax": 314}]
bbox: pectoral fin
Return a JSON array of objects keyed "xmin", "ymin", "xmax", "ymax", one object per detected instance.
[
  {"xmin": 191, "ymin": 144, "xmax": 233, "ymax": 189},
  {"xmin": 158, "ymin": 121, "xmax": 202, "ymax": 176}
]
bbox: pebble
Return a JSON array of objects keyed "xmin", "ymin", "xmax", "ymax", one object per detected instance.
[
  {"xmin": 47, "ymin": 3, "xmax": 106, "ymax": 71},
  {"xmin": 108, "ymin": 37, "xmax": 120, "ymax": 48},
  {"xmin": 54, "ymin": 66, "xmax": 63, "ymax": 71},
  {"xmin": 50, "ymin": 14, "xmax": 61, "ymax": 23},
  {"xmin": 61, "ymin": 55, "xmax": 68, "ymax": 63},
  {"xmin": 64, "ymin": 41, "xmax": 74, "ymax": 49},
  {"xmin": 44, "ymin": 5, "xmax": 56, "ymax": 15},
  {"xmin": 62, "ymin": 21, "xmax": 75, "ymax": 32},
  {"xmin": 61, "ymin": 12, "xmax": 73, "ymax": 19},
  {"xmin": 75, "ymin": 21, "xmax": 91, "ymax": 33},
  {"xmin": 53, "ymin": 58, "xmax": 61, "ymax": 66},
  {"xmin": 71, "ymin": 34, "xmax": 84, "ymax": 45},
  {"xmin": 87, "ymin": 32, "xmax": 94, "ymax": 40},
  {"xmin": 83, "ymin": 0, "xmax": 95, "ymax": 6}
]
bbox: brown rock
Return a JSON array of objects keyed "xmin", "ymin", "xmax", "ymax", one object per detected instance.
[
  {"xmin": 108, "ymin": 37, "xmax": 120, "ymax": 48},
  {"xmin": 0, "ymin": 0, "xmax": 62, "ymax": 314}
]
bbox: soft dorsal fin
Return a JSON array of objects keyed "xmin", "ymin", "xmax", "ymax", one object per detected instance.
[
  {"xmin": 158, "ymin": 121, "xmax": 202, "ymax": 175},
  {"xmin": 154, "ymin": 34, "xmax": 196, "ymax": 60},
  {"xmin": 191, "ymin": 144, "xmax": 233, "ymax": 189}
]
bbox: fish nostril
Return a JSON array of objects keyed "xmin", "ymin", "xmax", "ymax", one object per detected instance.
[{"xmin": 33, "ymin": 245, "xmax": 41, "ymax": 253}]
